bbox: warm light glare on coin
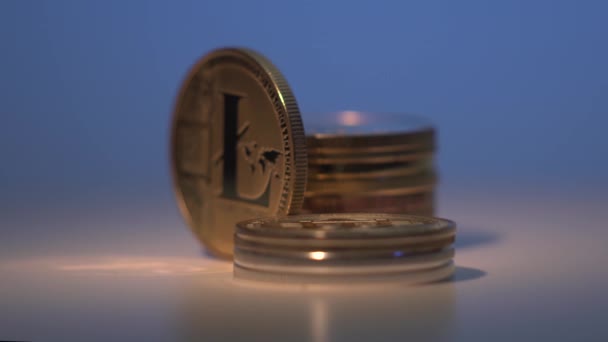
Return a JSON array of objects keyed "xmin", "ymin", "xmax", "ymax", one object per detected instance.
[
  {"xmin": 309, "ymin": 251, "xmax": 327, "ymax": 260},
  {"xmin": 46, "ymin": 257, "xmax": 230, "ymax": 276},
  {"xmin": 338, "ymin": 111, "xmax": 364, "ymax": 126}
]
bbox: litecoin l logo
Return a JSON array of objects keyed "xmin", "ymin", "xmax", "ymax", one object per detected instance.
[{"xmin": 219, "ymin": 93, "xmax": 281, "ymax": 207}]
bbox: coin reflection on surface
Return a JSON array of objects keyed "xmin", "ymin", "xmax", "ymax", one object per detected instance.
[
  {"xmin": 54, "ymin": 257, "xmax": 227, "ymax": 276},
  {"xmin": 311, "ymin": 297, "xmax": 329, "ymax": 342},
  {"xmin": 1, "ymin": 256, "xmax": 231, "ymax": 277},
  {"xmin": 177, "ymin": 271, "xmax": 455, "ymax": 342}
]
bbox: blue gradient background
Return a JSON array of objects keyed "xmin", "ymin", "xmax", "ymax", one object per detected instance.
[
  {"xmin": 1, "ymin": 4, "xmax": 608, "ymax": 340},
  {"xmin": 1, "ymin": 0, "xmax": 606, "ymax": 208}
]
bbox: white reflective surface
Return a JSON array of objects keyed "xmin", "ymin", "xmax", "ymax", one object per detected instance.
[{"xmin": 1, "ymin": 185, "xmax": 607, "ymax": 341}]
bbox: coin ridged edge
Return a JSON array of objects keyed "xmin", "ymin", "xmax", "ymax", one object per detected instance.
[
  {"xmin": 236, "ymin": 213, "xmax": 456, "ymax": 240},
  {"xmin": 237, "ymin": 47, "xmax": 308, "ymax": 215}
]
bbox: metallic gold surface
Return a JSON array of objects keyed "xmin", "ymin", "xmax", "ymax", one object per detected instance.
[
  {"xmin": 308, "ymin": 158, "xmax": 434, "ymax": 180},
  {"xmin": 234, "ymin": 249, "xmax": 454, "ymax": 274},
  {"xmin": 234, "ymin": 232, "xmax": 454, "ymax": 249},
  {"xmin": 303, "ymin": 111, "xmax": 438, "ymax": 217},
  {"xmin": 306, "ymin": 127, "xmax": 435, "ymax": 150},
  {"xmin": 305, "ymin": 172, "xmax": 437, "ymax": 196},
  {"xmin": 308, "ymin": 147, "xmax": 434, "ymax": 161},
  {"xmin": 233, "ymin": 260, "xmax": 455, "ymax": 284},
  {"xmin": 302, "ymin": 190, "xmax": 434, "ymax": 215},
  {"xmin": 307, "ymin": 150, "xmax": 433, "ymax": 165},
  {"xmin": 306, "ymin": 111, "xmax": 432, "ymax": 130},
  {"xmin": 307, "ymin": 141, "xmax": 434, "ymax": 155},
  {"xmin": 234, "ymin": 213, "xmax": 456, "ymax": 282},
  {"xmin": 235, "ymin": 242, "xmax": 454, "ymax": 261},
  {"xmin": 236, "ymin": 213, "xmax": 455, "ymax": 240},
  {"xmin": 171, "ymin": 47, "xmax": 307, "ymax": 258}
]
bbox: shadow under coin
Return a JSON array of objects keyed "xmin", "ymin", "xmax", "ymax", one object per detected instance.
[
  {"xmin": 454, "ymin": 228, "xmax": 500, "ymax": 250},
  {"xmin": 436, "ymin": 266, "xmax": 486, "ymax": 284}
]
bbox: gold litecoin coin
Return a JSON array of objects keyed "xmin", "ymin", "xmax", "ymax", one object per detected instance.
[{"xmin": 171, "ymin": 47, "xmax": 307, "ymax": 258}]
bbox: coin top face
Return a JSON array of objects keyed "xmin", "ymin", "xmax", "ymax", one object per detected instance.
[
  {"xmin": 305, "ymin": 111, "xmax": 434, "ymax": 136},
  {"xmin": 237, "ymin": 213, "xmax": 455, "ymax": 239},
  {"xmin": 171, "ymin": 47, "xmax": 307, "ymax": 258}
]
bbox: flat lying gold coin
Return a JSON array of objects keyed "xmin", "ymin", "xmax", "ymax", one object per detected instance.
[
  {"xmin": 302, "ymin": 190, "xmax": 435, "ymax": 215},
  {"xmin": 234, "ymin": 213, "xmax": 456, "ymax": 284},
  {"xmin": 306, "ymin": 111, "xmax": 435, "ymax": 151},
  {"xmin": 171, "ymin": 47, "xmax": 307, "ymax": 258},
  {"xmin": 305, "ymin": 172, "xmax": 437, "ymax": 196},
  {"xmin": 308, "ymin": 158, "xmax": 434, "ymax": 181},
  {"xmin": 236, "ymin": 213, "xmax": 455, "ymax": 240}
]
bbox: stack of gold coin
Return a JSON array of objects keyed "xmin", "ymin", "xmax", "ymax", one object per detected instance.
[
  {"xmin": 303, "ymin": 112, "xmax": 437, "ymax": 216},
  {"xmin": 170, "ymin": 46, "xmax": 455, "ymax": 272},
  {"xmin": 234, "ymin": 213, "xmax": 456, "ymax": 284}
]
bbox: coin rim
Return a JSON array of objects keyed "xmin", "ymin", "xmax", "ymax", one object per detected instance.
[
  {"xmin": 233, "ymin": 260, "xmax": 455, "ymax": 285},
  {"xmin": 306, "ymin": 127, "xmax": 435, "ymax": 149},
  {"xmin": 307, "ymin": 151, "xmax": 434, "ymax": 165},
  {"xmin": 234, "ymin": 248, "xmax": 455, "ymax": 275},
  {"xmin": 305, "ymin": 171, "xmax": 437, "ymax": 196},
  {"xmin": 234, "ymin": 230, "xmax": 454, "ymax": 249},
  {"xmin": 306, "ymin": 141, "xmax": 435, "ymax": 155},
  {"xmin": 302, "ymin": 189, "xmax": 435, "ymax": 215},
  {"xmin": 235, "ymin": 240, "xmax": 454, "ymax": 259},
  {"xmin": 236, "ymin": 213, "xmax": 456, "ymax": 240},
  {"xmin": 308, "ymin": 158, "xmax": 434, "ymax": 181}
]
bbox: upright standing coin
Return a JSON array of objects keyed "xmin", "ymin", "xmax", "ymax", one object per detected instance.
[{"xmin": 171, "ymin": 47, "xmax": 308, "ymax": 258}]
